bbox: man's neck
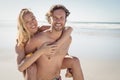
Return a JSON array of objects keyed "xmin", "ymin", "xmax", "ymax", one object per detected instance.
[{"xmin": 49, "ymin": 29, "xmax": 63, "ymax": 41}]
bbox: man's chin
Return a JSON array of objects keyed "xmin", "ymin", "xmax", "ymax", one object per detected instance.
[{"xmin": 55, "ymin": 28, "xmax": 63, "ymax": 31}]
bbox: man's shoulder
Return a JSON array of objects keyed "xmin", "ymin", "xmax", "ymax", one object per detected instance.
[{"xmin": 64, "ymin": 26, "xmax": 73, "ymax": 31}]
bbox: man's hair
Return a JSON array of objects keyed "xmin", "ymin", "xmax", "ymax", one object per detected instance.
[{"xmin": 46, "ymin": 4, "xmax": 70, "ymax": 23}]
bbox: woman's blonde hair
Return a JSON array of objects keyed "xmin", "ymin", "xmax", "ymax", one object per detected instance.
[{"xmin": 17, "ymin": 8, "xmax": 33, "ymax": 46}]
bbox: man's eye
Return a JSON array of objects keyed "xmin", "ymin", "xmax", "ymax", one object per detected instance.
[
  {"xmin": 32, "ymin": 18, "xmax": 35, "ymax": 21},
  {"xmin": 61, "ymin": 17, "xmax": 64, "ymax": 20}
]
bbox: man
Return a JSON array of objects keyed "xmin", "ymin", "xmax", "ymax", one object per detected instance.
[{"xmin": 25, "ymin": 5, "xmax": 72, "ymax": 80}]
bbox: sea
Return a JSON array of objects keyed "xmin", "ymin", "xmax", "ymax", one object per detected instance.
[
  {"xmin": 0, "ymin": 20, "xmax": 120, "ymax": 80},
  {"xmin": 0, "ymin": 21, "xmax": 120, "ymax": 59}
]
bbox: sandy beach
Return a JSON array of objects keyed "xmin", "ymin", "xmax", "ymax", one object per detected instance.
[{"xmin": 0, "ymin": 49, "xmax": 120, "ymax": 80}]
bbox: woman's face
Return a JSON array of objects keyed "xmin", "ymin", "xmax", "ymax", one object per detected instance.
[{"xmin": 23, "ymin": 13, "xmax": 38, "ymax": 35}]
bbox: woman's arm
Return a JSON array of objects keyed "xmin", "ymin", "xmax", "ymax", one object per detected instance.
[
  {"xmin": 54, "ymin": 27, "xmax": 73, "ymax": 48},
  {"xmin": 15, "ymin": 44, "xmax": 25, "ymax": 68},
  {"xmin": 15, "ymin": 42, "xmax": 45, "ymax": 72},
  {"xmin": 38, "ymin": 25, "xmax": 50, "ymax": 32},
  {"xmin": 16, "ymin": 38, "xmax": 57, "ymax": 72}
]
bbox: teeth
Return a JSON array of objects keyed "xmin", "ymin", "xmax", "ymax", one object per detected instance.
[
  {"xmin": 56, "ymin": 23, "xmax": 61, "ymax": 26},
  {"xmin": 31, "ymin": 26, "xmax": 36, "ymax": 28}
]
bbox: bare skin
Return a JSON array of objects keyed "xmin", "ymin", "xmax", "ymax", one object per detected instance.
[
  {"xmin": 24, "ymin": 9, "xmax": 83, "ymax": 80},
  {"xmin": 16, "ymin": 27, "xmax": 73, "ymax": 80},
  {"xmin": 16, "ymin": 7, "xmax": 84, "ymax": 80},
  {"xmin": 25, "ymin": 28, "xmax": 71, "ymax": 80},
  {"xmin": 62, "ymin": 56, "xmax": 84, "ymax": 80}
]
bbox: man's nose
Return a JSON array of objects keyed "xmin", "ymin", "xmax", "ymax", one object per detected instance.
[{"xmin": 56, "ymin": 18, "xmax": 61, "ymax": 22}]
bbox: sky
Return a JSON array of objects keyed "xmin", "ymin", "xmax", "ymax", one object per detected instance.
[{"xmin": 0, "ymin": 0, "xmax": 120, "ymax": 22}]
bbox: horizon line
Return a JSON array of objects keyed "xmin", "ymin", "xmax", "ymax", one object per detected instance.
[{"xmin": 0, "ymin": 19, "xmax": 120, "ymax": 24}]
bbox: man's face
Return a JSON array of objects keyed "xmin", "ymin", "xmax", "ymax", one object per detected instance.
[{"xmin": 51, "ymin": 9, "xmax": 66, "ymax": 31}]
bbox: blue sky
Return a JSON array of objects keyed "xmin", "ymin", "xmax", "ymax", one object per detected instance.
[{"xmin": 0, "ymin": 0, "xmax": 120, "ymax": 22}]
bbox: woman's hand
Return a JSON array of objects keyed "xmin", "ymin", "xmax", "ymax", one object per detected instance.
[
  {"xmin": 38, "ymin": 42, "xmax": 58, "ymax": 56},
  {"xmin": 38, "ymin": 26, "xmax": 50, "ymax": 32}
]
